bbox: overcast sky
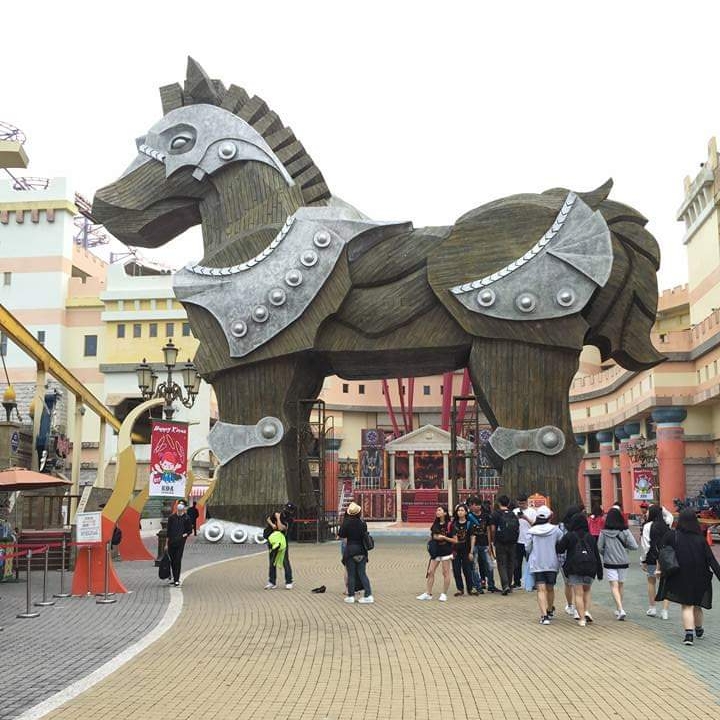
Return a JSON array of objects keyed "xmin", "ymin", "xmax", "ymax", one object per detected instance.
[{"xmin": 3, "ymin": 1, "xmax": 719, "ymax": 291}]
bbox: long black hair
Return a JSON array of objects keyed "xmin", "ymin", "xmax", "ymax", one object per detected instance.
[
  {"xmin": 603, "ymin": 507, "xmax": 627, "ymax": 531},
  {"xmin": 646, "ymin": 504, "xmax": 663, "ymax": 523},
  {"xmin": 676, "ymin": 508, "xmax": 702, "ymax": 535}
]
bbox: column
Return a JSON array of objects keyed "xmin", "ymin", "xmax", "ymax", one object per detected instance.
[
  {"xmin": 31, "ymin": 365, "xmax": 47, "ymax": 472},
  {"xmin": 443, "ymin": 450, "xmax": 451, "ymax": 509},
  {"xmin": 615, "ymin": 427, "xmax": 632, "ymax": 514},
  {"xmin": 596, "ymin": 431, "xmax": 615, "ymax": 511},
  {"xmin": 652, "ymin": 407, "xmax": 687, "ymax": 510},
  {"xmin": 390, "ymin": 451, "xmax": 401, "ymax": 524},
  {"xmin": 408, "ymin": 451, "xmax": 415, "ymax": 488},
  {"xmin": 624, "ymin": 422, "xmax": 642, "ymax": 515},
  {"xmin": 70, "ymin": 400, "xmax": 84, "ymax": 524},
  {"xmin": 574, "ymin": 434, "xmax": 587, "ymax": 506},
  {"xmin": 465, "ymin": 454, "xmax": 471, "ymax": 489}
]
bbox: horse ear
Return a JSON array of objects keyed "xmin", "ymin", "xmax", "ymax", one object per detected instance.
[
  {"xmin": 185, "ymin": 56, "xmax": 223, "ymax": 105},
  {"xmin": 577, "ymin": 179, "xmax": 614, "ymax": 210}
]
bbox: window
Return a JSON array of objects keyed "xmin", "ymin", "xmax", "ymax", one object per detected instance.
[
  {"xmin": 358, "ymin": 384, "xmax": 365, "ymax": 394},
  {"xmin": 133, "ymin": 323, "xmax": 142, "ymax": 338},
  {"xmin": 0, "ymin": 332, "xmax": 7, "ymax": 356},
  {"xmin": 182, "ymin": 322, "xmax": 191, "ymax": 337},
  {"xmin": 342, "ymin": 383, "xmax": 349, "ymax": 393},
  {"xmin": 84, "ymin": 335, "xmax": 97, "ymax": 357},
  {"xmin": 117, "ymin": 324, "xmax": 126, "ymax": 339},
  {"xmin": 439, "ymin": 385, "xmax": 444, "ymax": 395},
  {"xmin": 423, "ymin": 385, "xmax": 431, "ymax": 395},
  {"xmin": 37, "ymin": 330, "xmax": 45, "ymax": 345},
  {"xmin": 149, "ymin": 323, "xmax": 158, "ymax": 338},
  {"xmin": 166, "ymin": 323, "xmax": 174, "ymax": 337},
  {"xmin": 3, "ymin": 272, "xmax": 11, "ymax": 286}
]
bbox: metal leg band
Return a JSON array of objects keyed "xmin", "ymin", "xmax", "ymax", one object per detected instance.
[
  {"xmin": 489, "ymin": 425, "xmax": 565, "ymax": 460},
  {"xmin": 208, "ymin": 416, "xmax": 284, "ymax": 466}
]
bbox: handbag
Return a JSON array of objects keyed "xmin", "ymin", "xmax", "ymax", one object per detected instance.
[
  {"xmin": 658, "ymin": 544, "xmax": 680, "ymax": 577},
  {"xmin": 362, "ymin": 530, "xmax": 375, "ymax": 552},
  {"xmin": 158, "ymin": 552, "xmax": 171, "ymax": 580}
]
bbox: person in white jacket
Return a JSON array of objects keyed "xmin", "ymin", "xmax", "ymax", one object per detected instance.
[
  {"xmin": 525, "ymin": 506, "xmax": 564, "ymax": 625},
  {"xmin": 640, "ymin": 504, "xmax": 673, "ymax": 619},
  {"xmin": 597, "ymin": 507, "xmax": 638, "ymax": 620}
]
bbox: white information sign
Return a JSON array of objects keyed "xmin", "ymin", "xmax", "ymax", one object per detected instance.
[{"xmin": 75, "ymin": 511, "xmax": 103, "ymax": 544}]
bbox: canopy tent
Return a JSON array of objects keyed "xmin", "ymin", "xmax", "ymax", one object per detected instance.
[{"xmin": 0, "ymin": 467, "xmax": 72, "ymax": 491}]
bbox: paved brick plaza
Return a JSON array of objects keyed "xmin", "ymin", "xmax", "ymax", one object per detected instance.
[{"xmin": 4, "ymin": 536, "xmax": 720, "ymax": 719}]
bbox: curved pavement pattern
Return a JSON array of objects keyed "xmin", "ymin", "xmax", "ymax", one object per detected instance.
[{"xmin": 20, "ymin": 537, "xmax": 720, "ymax": 720}]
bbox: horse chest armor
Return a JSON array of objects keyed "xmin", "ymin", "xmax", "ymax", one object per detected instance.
[
  {"xmin": 174, "ymin": 207, "xmax": 398, "ymax": 358},
  {"xmin": 448, "ymin": 193, "xmax": 613, "ymax": 320}
]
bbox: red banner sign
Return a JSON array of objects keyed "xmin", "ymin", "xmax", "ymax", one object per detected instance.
[
  {"xmin": 632, "ymin": 467, "xmax": 655, "ymax": 501},
  {"xmin": 149, "ymin": 421, "xmax": 189, "ymax": 498}
]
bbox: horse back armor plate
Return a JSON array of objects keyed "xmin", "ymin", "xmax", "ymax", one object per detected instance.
[{"xmin": 173, "ymin": 206, "xmax": 403, "ymax": 358}]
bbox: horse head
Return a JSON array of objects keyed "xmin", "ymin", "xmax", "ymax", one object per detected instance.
[{"xmin": 92, "ymin": 58, "xmax": 330, "ymax": 251}]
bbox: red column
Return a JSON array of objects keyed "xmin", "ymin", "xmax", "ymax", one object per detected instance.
[
  {"xmin": 653, "ymin": 408, "xmax": 687, "ymax": 510},
  {"xmin": 597, "ymin": 431, "xmax": 615, "ymax": 511},
  {"xmin": 574, "ymin": 434, "xmax": 587, "ymax": 506},
  {"xmin": 618, "ymin": 437, "xmax": 634, "ymax": 515}
]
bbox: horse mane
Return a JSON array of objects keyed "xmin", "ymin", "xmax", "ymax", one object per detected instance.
[{"xmin": 158, "ymin": 58, "xmax": 331, "ymax": 206}]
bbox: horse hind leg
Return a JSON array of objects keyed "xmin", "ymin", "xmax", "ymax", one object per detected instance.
[{"xmin": 467, "ymin": 339, "xmax": 583, "ymax": 516}]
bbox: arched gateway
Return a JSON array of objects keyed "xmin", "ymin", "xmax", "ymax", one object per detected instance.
[{"xmin": 92, "ymin": 58, "xmax": 664, "ymax": 524}]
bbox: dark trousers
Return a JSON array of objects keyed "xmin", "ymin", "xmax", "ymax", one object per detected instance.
[
  {"xmin": 495, "ymin": 541, "xmax": 516, "ymax": 591},
  {"xmin": 514, "ymin": 543, "xmax": 525, "ymax": 586},
  {"xmin": 268, "ymin": 543, "xmax": 293, "ymax": 585},
  {"xmin": 346, "ymin": 556, "xmax": 372, "ymax": 597},
  {"xmin": 452, "ymin": 553, "xmax": 474, "ymax": 593},
  {"xmin": 168, "ymin": 539, "xmax": 186, "ymax": 582}
]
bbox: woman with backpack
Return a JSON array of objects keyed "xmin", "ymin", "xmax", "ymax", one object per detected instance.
[
  {"xmin": 656, "ymin": 508, "xmax": 720, "ymax": 646},
  {"xmin": 556, "ymin": 513, "xmax": 602, "ymax": 627},
  {"xmin": 417, "ymin": 506, "xmax": 454, "ymax": 602},
  {"xmin": 338, "ymin": 502, "xmax": 374, "ymax": 604},
  {"xmin": 450, "ymin": 503, "xmax": 474, "ymax": 596},
  {"xmin": 597, "ymin": 507, "xmax": 638, "ymax": 620},
  {"xmin": 640, "ymin": 503, "xmax": 671, "ymax": 619}
]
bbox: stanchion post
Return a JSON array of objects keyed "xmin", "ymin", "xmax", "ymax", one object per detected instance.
[
  {"xmin": 34, "ymin": 545, "xmax": 55, "ymax": 607},
  {"xmin": 54, "ymin": 536, "xmax": 70, "ymax": 599},
  {"xmin": 96, "ymin": 541, "xmax": 117, "ymax": 605},
  {"xmin": 17, "ymin": 550, "xmax": 40, "ymax": 619},
  {"xmin": 86, "ymin": 546, "xmax": 92, "ymax": 596}
]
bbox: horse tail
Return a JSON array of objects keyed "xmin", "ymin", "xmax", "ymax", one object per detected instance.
[{"xmin": 582, "ymin": 189, "xmax": 665, "ymax": 371}]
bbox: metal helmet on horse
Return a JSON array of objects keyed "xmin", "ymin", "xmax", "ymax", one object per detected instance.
[{"xmin": 93, "ymin": 58, "xmax": 664, "ymax": 523}]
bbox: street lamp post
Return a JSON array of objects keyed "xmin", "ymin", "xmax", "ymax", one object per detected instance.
[{"xmin": 136, "ymin": 340, "xmax": 201, "ymax": 564}]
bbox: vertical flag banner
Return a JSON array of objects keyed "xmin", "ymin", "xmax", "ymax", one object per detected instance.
[
  {"xmin": 632, "ymin": 467, "xmax": 655, "ymax": 501},
  {"xmin": 149, "ymin": 421, "xmax": 189, "ymax": 498}
]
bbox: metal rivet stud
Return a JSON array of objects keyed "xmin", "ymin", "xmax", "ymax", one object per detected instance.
[
  {"xmin": 477, "ymin": 289, "xmax": 496, "ymax": 307},
  {"xmin": 231, "ymin": 321, "xmax": 247, "ymax": 338},
  {"xmin": 269, "ymin": 288, "xmax": 286, "ymax": 307},
  {"xmin": 261, "ymin": 422, "xmax": 278, "ymax": 439},
  {"xmin": 313, "ymin": 230, "xmax": 331, "ymax": 248},
  {"xmin": 515, "ymin": 293, "xmax": 537, "ymax": 313},
  {"xmin": 252, "ymin": 305, "xmax": 269, "ymax": 323},
  {"xmin": 541, "ymin": 430, "xmax": 559, "ymax": 448},
  {"xmin": 285, "ymin": 269, "xmax": 303, "ymax": 287},
  {"xmin": 556, "ymin": 288, "xmax": 575, "ymax": 307},
  {"xmin": 300, "ymin": 250, "xmax": 318, "ymax": 267},
  {"xmin": 218, "ymin": 142, "xmax": 237, "ymax": 160}
]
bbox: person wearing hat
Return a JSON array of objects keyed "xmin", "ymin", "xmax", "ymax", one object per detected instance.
[
  {"xmin": 264, "ymin": 502, "xmax": 297, "ymax": 589},
  {"xmin": 525, "ymin": 505, "xmax": 564, "ymax": 625},
  {"xmin": 166, "ymin": 501, "xmax": 193, "ymax": 586},
  {"xmin": 338, "ymin": 502, "xmax": 374, "ymax": 604}
]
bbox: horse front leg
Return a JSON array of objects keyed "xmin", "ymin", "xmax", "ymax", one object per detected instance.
[
  {"xmin": 208, "ymin": 357, "xmax": 325, "ymax": 525},
  {"xmin": 467, "ymin": 339, "xmax": 582, "ymax": 517}
]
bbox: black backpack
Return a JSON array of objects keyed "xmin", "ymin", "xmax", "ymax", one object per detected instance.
[
  {"xmin": 112, "ymin": 526, "xmax": 123, "ymax": 546},
  {"xmin": 495, "ymin": 510, "xmax": 520, "ymax": 544},
  {"xmin": 571, "ymin": 533, "xmax": 597, "ymax": 576}
]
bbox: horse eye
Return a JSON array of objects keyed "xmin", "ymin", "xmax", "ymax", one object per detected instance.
[{"xmin": 170, "ymin": 135, "xmax": 191, "ymax": 150}]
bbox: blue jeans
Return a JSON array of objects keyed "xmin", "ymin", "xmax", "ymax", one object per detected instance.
[
  {"xmin": 268, "ymin": 544, "xmax": 293, "ymax": 585},
  {"xmin": 472, "ymin": 546, "xmax": 496, "ymax": 591},
  {"xmin": 346, "ymin": 556, "xmax": 372, "ymax": 597}
]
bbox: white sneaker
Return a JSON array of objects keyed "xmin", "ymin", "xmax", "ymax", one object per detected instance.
[
  {"xmin": 578, "ymin": 619, "xmax": 587, "ymax": 627},
  {"xmin": 617, "ymin": 610, "xmax": 626, "ymax": 621},
  {"xmin": 438, "ymin": 593, "xmax": 447, "ymax": 602},
  {"xmin": 344, "ymin": 596, "xmax": 355, "ymax": 604},
  {"xmin": 573, "ymin": 611, "xmax": 581, "ymax": 620},
  {"xmin": 646, "ymin": 607, "xmax": 657, "ymax": 617},
  {"xmin": 264, "ymin": 583, "xmax": 277, "ymax": 590},
  {"xmin": 416, "ymin": 592, "xmax": 432, "ymax": 601},
  {"xmin": 285, "ymin": 583, "xmax": 293, "ymax": 590},
  {"xmin": 565, "ymin": 604, "xmax": 576, "ymax": 616},
  {"xmin": 358, "ymin": 596, "xmax": 374, "ymax": 604},
  {"xmin": 661, "ymin": 609, "xmax": 669, "ymax": 620}
]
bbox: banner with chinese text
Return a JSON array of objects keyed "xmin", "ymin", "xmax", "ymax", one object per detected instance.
[{"xmin": 149, "ymin": 421, "xmax": 189, "ymax": 498}]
